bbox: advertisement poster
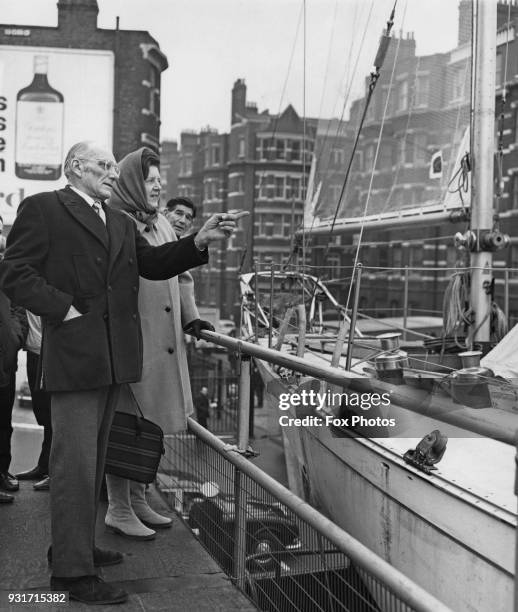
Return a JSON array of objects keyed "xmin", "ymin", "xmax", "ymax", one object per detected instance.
[{"xmin": 0, "ymin": 45, "xmax": 114, "ymax": 224}]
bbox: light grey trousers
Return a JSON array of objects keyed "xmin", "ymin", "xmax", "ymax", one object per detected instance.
[{"xmin": 49, "ymin": 385, "xmax": 121, "ymax": 577}]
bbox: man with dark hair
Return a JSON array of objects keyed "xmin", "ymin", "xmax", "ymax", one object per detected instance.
[
  {"xmin": 0, "ymin": 141, "xmax": 246, "ymax": 605},
  {"xmin": 164, "ymin": 197, "xmax": 196, "ymax": 238}
]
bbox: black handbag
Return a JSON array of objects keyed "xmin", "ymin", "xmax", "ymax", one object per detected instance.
[{"xmin": 105, "ymin": 386, "xmax": 164, "ymax": 484}]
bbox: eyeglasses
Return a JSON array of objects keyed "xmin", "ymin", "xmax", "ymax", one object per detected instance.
[{"xmin": 76, "ymin": 158, "xmax": 120, "ymax": 175}]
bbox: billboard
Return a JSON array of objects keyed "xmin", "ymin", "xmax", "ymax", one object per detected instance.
[{"xmin": 0, "ymin": 45, "xmax": 114, "ymax": 223}]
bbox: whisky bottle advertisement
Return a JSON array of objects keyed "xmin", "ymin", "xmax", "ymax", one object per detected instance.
[{"xmin": 15, "ymin": 55, "xmax": 64, "ymax": 180}]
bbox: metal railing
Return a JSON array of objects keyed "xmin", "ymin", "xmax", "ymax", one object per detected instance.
[
  {"xmin": 154, "ymin": 330, "xmax": 467, "ymax": 612},
  {"xmin": 157, "ymin": 424, "xmax": 451, "ymax": 612}
]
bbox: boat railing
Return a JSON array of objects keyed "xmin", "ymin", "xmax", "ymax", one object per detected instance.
[
  {"xmin": 157, "ymin": 352, "xmax": 452, "ymax": 611},
  {"xmin": 200, "ymin": 329, "xmax": 516, "ymax": 445}
]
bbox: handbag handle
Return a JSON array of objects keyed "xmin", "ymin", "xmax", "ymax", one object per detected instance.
[{"xmin": 126, "ymin": 384, "xmax": 146, "ymax": 420}]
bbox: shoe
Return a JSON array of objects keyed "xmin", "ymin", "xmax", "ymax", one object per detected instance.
[
  {"xmin": 16, "ymin": 465, "xmax": 47, "ymax": 481},
  {"xmin": 47, "ymin": 546, "xmax": 123, "ymax": 568},
  {"xmin": 50, "ymin": 575, "xmax": 127, "ymax": 605},
  {"xmin": 130, "ymin": 481, "xmax": 173, "ymax": 529},
  {"xmin": 105, "ymin": 474, "xmax": 156, "ymax": 540},
  {"xmin": 0, "ymin": 472, "xmax": 19, "ymax": 492},
  {"xmin": 0, "ymin": 491, "xmax": 13, "ymax": 503},
  {"xmin": 33, "ymin": 476, "xmax": 50, "ymax": 491}
]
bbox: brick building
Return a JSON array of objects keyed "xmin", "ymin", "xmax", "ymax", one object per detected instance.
[
  {"xmin": 306, "ymin": 1, "xmax": 518, "ymax": 325},
  {"xmin": 0, "ymin": 0, "xmax": 168, "ymax": 159},
  {"xmin": 174, "ymin": 79, "xmax": 314, "ymax": 318}
]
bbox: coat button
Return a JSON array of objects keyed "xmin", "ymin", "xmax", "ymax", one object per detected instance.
[
  {"xmin": 168, "ymin": 348, "xmax": 174, "ymax": 354},
  {"xmin": 103, "ymin": 313, "xmax": 108, "ymax": 320},
  {"xmin": 129, "ymin": 257, "xmax": 134, "ymax": 264},
  {"xmin": 96, "ymin": 257, "xmax": 102, "ymax": 264},
  {"xmin": 132, "ymin": 286, "xmax": 137, "ymax": 293},
  {"xmin": 107, "ymin": 285, "xmax": 112, "ymax": 291},
  {"xmin": 165, "ymin": 306, "xmax": 171, "ymax": 312},
  {"xmin": 132, "ymin": 314, "xmax": 137, "ymax": 320}
]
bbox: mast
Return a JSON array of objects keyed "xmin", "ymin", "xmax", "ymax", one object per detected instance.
[{"xmin": 470, "ymin": 0, "xmax": 497, "ymax": 343}]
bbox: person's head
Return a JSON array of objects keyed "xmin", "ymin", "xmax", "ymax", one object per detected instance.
[
  {"xmin": 64, "ymin": 141, "xmax": 119, "ymax": 201},
  {"xmin": 141, "ymin": 148, "xmax": 161, "ymax": 210},
  {"xmin": 164, "ymin": 197, "xmax": 196, "ymax": 237}
]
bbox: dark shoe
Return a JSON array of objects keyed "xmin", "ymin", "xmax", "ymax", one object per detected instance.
[
  {"xmin": 0, "ymin": 491, "xmax": 13, "ymax": 503},
  {"xmin": 33, "ymin": 476, "xmax": 50, "ymax": 491},
  {"xmin": 47, "ymin": 546, "xmax": 123, "ymax": 568},
  {"xmin": 50, "ymin": 575, "xmax": 127, "ymax": 605},
  {"xmin": 0, "ymin": 472, "xmax": 19, "ymax": 492},
  {"xmin": 16, "ymin": 465, "xmax": 47, "ymax": 481}
]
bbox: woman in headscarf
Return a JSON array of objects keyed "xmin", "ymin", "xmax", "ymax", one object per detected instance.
[{"xmin": 106, "ymin": 147, "xmax": 213, "ymax": 539}]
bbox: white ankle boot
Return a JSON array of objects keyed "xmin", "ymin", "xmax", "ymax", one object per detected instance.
[
  {"xmin": 130, "ymin": 481, "xmax": 172, "ymax": 529},
  {"xmin": 105, "ymin": 474, "xmax": 156, "ymax": 540}
]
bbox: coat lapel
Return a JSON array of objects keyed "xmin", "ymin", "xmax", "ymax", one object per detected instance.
[
  {"xmin": 104, "ymin": 204, "xmax": 127, "ymax": 272},
  {"xmin": 58, "ymin": 187, "xmax": 109, "ymax": 251}
]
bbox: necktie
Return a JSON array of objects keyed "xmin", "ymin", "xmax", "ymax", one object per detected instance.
[{"xmin": 92, "ymin": 201, "xmax": 105, "ymax": 225}]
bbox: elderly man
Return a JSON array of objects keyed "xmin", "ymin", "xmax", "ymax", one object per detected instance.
[{"xmin": 0, "ymin": 141, "xmax": 245, "ymax": 605}]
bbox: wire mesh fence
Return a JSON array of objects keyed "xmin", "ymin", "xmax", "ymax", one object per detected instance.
[{"xmin": 156, "ymin": 427, "xmax": 449, "ymax": 612}]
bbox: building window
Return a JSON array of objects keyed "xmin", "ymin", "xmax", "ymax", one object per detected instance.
[
  {"xmin": 331, "ymin": 148, "xmax": 345, "ymax": 166},
  {"xmin": 397, "ymin": 80, "xmax": 408, "ymax": 112},
  {"xmin": 276, "ymin": 139, "xmax": 285, "ymax": 160},
  {"xmin": 239, "ymin": 137, "xmax": 245, "ymax": 158},
  {"xmin": 415, "ymin": 75, "xmax": 429, "ymax": 107},
  {"xmin": 291, "ymin": 140, "xmax": 301, "ymax": 161},
  {"xmin": 511, "ymin": 174, "xmax": 518, "ymax": 211},
  {"xmin": 275, "ymin": 176, "xmax": 284, "ymax": 198},
  {"xmin": 327, "ymin": 254, "xmax": 340, "ymax": 278},
  {"xmin": 212, "ymin": 145, "xmax": 220, "ymax": 166},
  {"xmin": 380, "ymin": 144, "xmax": 392, "ymax": 168},
  {"xmin": 451, "ymin": 66, "xmax": 467, "ymax": 102},
  {"xmin": 286, "ymin": 177, "xmax": 301, "ymax": 200},
  {"xmin": 180, "ymin": 155, "xmax": 192, "ymax": 176},
  {"xmin": 496, "ymin": 52, "xmax": 503, "ymax": 89},
  {"xmin": 413, "ymin": 133, "xmax": 427, "ymax": 164},
  {"xmin": 364, "ymin": 144, "xmax": 375, "ymax": 171}
]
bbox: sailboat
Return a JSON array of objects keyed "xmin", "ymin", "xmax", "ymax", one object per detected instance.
[{"xmin": 240, "ymin": 2, "xmax": 517, "ymax": 610}]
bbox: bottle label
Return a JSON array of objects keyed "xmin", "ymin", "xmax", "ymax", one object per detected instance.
[{"xmin": 15, "ymin": 100, "xmax": 63, "ymax": 165}]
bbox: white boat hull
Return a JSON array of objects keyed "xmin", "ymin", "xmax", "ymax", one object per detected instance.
[{"xmin": 256, "ymin": 359, "xmax": 516, "ymax": 612}]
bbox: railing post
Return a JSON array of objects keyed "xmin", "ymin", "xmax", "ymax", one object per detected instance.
[
  {"xmin": 237, "ymin": 354, "xmax": 251, "ymax": 451},
  {"xmin": 505, "ymin": 268, "xmax": 509, "ymax": 326},
  {"xmin": 233, "ymin": 354, "xmax": 252, "ymax": 589},
  {"xmin": 269, "ymin": 263, "xmax": 275, "ymax": 347},
  {"xmin": 253, "ymin": 259, "xmax": 259, "ymax": 341},
  {"xmin": 296, "ymin": 304, "xmax": 306, "ymax": 358},
  {"xmin": 346, "ymin": 263, "xmax": 363, "ymax": 371},
  {"xmin": 403, "ymin": 265, "xmax": 409, "ymax": 341},
  {"xmin": 514, "ymin": 436, "xmax": 518, "ymax": 612}
]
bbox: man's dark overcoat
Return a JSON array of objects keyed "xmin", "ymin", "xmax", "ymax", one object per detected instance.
[{"xmin": 0, "ymin": 186, "xmax": 208, "ymax": 392}]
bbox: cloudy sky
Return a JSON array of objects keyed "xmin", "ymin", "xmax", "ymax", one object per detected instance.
[{"xmin": 2, "ymin": 0, "xmax": 459, "ymax": 142}]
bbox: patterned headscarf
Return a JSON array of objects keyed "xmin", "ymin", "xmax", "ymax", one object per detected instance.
[{"xmin": 108, "ymin": 148, "xmax": 159, "ymax": 228}]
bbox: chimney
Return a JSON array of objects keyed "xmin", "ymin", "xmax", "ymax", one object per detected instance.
[
  {"xmin": 231, "ymin": 79, "xmax": 247, "ymax": 125},
  {"xmin": 458, "ymin": 0, "xmax": 472, "ymax": 46},
  {"xmin": 57, "ymin": 0, "xmax": 99, "ymax": 31}
]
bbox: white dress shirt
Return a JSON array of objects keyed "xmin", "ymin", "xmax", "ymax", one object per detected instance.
[{"xmin": 69, "ymin": 185, "xmax": 106, "ymax": 224}]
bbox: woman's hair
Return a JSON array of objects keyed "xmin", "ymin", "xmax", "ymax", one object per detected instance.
[{"xmin": 141, "ymin": 148, "xmax": 160, "ymax": 179}]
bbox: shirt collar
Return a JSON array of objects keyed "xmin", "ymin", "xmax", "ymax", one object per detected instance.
[{"xmin": 69, "ymin": 185, "xmax": 99, "ymax": 207}]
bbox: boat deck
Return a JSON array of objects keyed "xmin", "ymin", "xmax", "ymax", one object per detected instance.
[{"xmin": 258, "ymin": 338, "xmax": 517, "ymax": 523}]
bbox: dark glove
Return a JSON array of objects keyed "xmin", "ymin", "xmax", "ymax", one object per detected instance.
[{"xmin": 183, "ymin": 319, "xmax": 215, "ymax": 340}]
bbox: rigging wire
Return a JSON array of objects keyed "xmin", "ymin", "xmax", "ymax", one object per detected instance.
[
  {"xmin": 299, "ymin": 0, "xmax": 376, "ymax": 252},
  {"xmin": 238, "ymin": 2, "xmax": 304, "ymax": 274}
]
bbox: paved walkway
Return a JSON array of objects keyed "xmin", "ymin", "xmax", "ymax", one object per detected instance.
[{"xmin": 0, "ymin": 421, "xmax": 256, "ymax": 612}]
